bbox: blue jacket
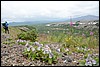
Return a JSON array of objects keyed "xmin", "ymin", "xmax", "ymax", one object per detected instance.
[{"xmin": 5, "ymin": 22, "xmax": 9, "ymax": 27}]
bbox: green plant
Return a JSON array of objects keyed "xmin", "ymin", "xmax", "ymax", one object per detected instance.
[
  {"xmin": 3, "ymin": 39, "xmax": 15, "ymax": 45},
  {"xmin": 23, "ymin": 45, "xmax": 59, "ymax": 64},
  {"xmin": 94, "ymin": 57, "xmax": 99, "ymax": 65},
  {"xmin": 18, "ymin": 42, "xmax": 26, "ymax": 45},
  {"xmin": 60, "ymin": 46, "xmax": 65, "ymax": 52},
  {"xmin": 29, "ymin": 42, "xmax": 33, "ymax": 45},
  {"xmin": 18, "ymin": 29, "xmax": 38, "ymax": 42},
  {"xmin": 78, "ymin": 60, "xmax": 86, "ymax": 66},
  {"xmin": 3, "ymin": 41, "xmax": 10, "ymax": 44}
]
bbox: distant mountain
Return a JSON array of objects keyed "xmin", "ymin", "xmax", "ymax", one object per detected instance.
[
  {"xmin": 9, "ymin": 20, "xmax": 66, "ymax": 26},
  {"xmin": 9, "ymin": 21, "xmax": 44, "ymax": 26},
  {"xmin": 9, "ymin": 15, "xmax": 99, "ymax": 26},
  {"xmin": 70, "ymin": 15, "xmax": 99, "ymax": 22}
]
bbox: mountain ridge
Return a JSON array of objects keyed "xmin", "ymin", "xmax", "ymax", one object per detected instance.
[
  {"xmin": 70, "ymin": 15, "xmax": 99, "ymax": 21},
  {"xmin": 9, "ymin": 15, "xmax": 99, "ymax": 26}
]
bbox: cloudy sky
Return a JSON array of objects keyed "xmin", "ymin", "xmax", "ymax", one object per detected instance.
[{"xmin": 1, "ymin": 1, "xmax": 99, "ymax": 22}]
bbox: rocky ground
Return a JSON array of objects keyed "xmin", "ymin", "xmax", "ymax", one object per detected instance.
[
  {"xmin": 1, "ymin": 34, "xmax": 99, "ymax": 66},
  {"xmin": 1, "ymin": 42, "xmax": 76, "ymax": 66}
]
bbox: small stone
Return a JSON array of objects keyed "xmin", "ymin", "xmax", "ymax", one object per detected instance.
[
  {"xmin": 3, "ymin": 45, "xmax": 6, "ymax": 48},
  {"xmin": 22, "ymin": 62, "xmax": 25, "ymax": 65},
  {"xmin": 56, "ymin": 48, "xmax": 60, "ymax": 52},
  {"xmin": 28, "ymin": 62, "xmax": 33, "ymax": 65},
  {"xmin": 64, "ymin": 56, "xmax": 72, "ymax": 62},
  {"xmin": 13, "ymin": 46, "xmax": 17, "ymax": 48},
  {"xmin": 12, "ymin": 57, "xmax": 15, "ymax": 60},
  {"xmin": 52, "ymin": 64, "xmax": 54, "ymax": 66},
  {"xmin": 31, "ymin": 64, "xmax": 35, "ymax": 66},
  {"xmin": 63, "ymin": 60, "xmax": 66, "ymax": 63},
  {"xmin": 13, "ymin": 64, "xmax": 16, "ymax": 66},
  {"xmin": 1, "ymin": 53, "xmax": 8, "ymax": 56},
  {"xmin": 73, "ymin": 60, "xmax": 77, "ymax": 63}
]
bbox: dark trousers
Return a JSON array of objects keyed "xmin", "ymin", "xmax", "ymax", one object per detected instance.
[{"xmin": 4, "ymin": 27, "xmax": 9, "ymax": 34}]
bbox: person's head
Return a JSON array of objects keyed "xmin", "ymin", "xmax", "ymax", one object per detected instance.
[{"xmin": 5, "ymin": 21, "xmax": 7, "ymax": 23}]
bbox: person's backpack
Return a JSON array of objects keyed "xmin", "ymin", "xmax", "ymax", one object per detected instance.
[{"xmin": 2, "ymin": 23, "xmax": 6, "ymax": 28}]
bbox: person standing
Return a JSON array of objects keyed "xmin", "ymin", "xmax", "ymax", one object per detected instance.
[{"xmin": 2, "ymin": 21, "xmax": 9, "ymax": 34}]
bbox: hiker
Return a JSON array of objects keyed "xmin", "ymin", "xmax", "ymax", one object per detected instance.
[{"xmin": 2, "ymin": 21, "xmax": 9, "ymax": 34}]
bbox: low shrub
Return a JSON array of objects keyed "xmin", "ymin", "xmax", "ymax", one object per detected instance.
[{"xmin": 18, "ymin": 29, "xmax": 38, "ymax": 42}]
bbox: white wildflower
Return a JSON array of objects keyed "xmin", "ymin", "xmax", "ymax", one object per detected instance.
[
  {"xmin": 34, "ymin": 42, "xmax": 40, "ymax": 46},
  {"xmin": 38, "ymin": 44, "xmax": 43, "ymax": 47},
  {"xmin": 44, "ymin": 45, "xmax": 51, "ymax": 53},
  {"xmin": 42, "ymin": 47, "xmax": 44, "ymax": 51},
  {"xmin": 85, "ymin": 61, "xmax": 92, "ymax": 66},
  {"xmin": 66, "ymin": 48, "xmax": 69, "ymax": 51},
  {"xmin": 84, "ymin": 48, "xmax": 87, "ymax": 51},
  {"xmin": 92, "ymin": 59, "xmax": 96, "ymax": 64},
  {"xmin": 23, "ymin": 40, "xmax": 26, "ymax": 42},
  {"xmin": 56, "ymin": 48, "xmax": 60, "ymax": 52},
  {"xmin": 32, "ymin": 47, "xmax": 35, "ymax": 52},
  {"xmin": 20, "ymin": 39, "xmax": 22, "ymax": 42},
  {"xmin": 37, "ymin": 47, "xmax": 41, "ymax": 51},
  {"xmin": 43, "ymin": 51, "xmax": 46, "ymax": 54},
  {"xmin": 45, "ymin": 45, "xmax": 50, "ymax": 48},
  {"xmin": 27, "ymin": 47, "xmax": 30, "ymax": 51},
  {"xmin": 20, "ymin": 40, "xmax": 23, "ymax": 42},
  {"xmin": 42, "ymin": 45, "xmax": 52, "ymax": 54},
  {"xmin": 40, "ymin": 44, "xmax": 43, "ymax": 46},
  {"xmin": 85, "ymin": 55, "xmax": 96, "ymax": 66},
  {"xmin": 49, "ymin": 54, "xmax": 52, "ymax": 58},
  {"xmin": 72, "ymin": 52, "xmax": 74, "ymax": 54},
  {"xmin": 25, "ymin": 42, "xmax": 29, "ymax": 47},
  {"xmin": 45, "ymin": 50, "xmax": 50, "ymax": 54},
  {"xmin": 63, "ymin": 60, "xmax": 66, "ymax": 63},
  {"xmin": 88, "ymin": 61, "xmax": 92, "ymax": 66},
  {"xmin": 88, "ymin": 49, "xmax": 90, "ymax": 51},
  {"xmin": 49, "ymin": 53, "xmax": 53, "ymax": 58},
  {"xmin": 76, "ymin": 47, "xmax": 80, "ymax": 50},
  {"xmin": 17, "ymin": 39, "xmax": 21, "ymax": 42},
  {"xmin": 17, "ymin": 39, "xmax": 20, "ymax": 42}
]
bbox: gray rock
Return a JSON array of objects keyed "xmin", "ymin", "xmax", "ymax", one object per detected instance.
[
  {"xmin": 62, "ymin": 56, "xmax": 72, "ymax": 62},
  {"xmin": 30, "ymin": 64, "xmax": 35, "ymax": 66},
  {"xmin": 28, "ymin": 62, "xmax": 33, "ymax": 66},
  {"xmin": 1, "ymin": 53, "xmax": 9, "ymax": 56},
  {"xmin": 3, "ymin": 45, "xmax": 7, "ymax": 48}
]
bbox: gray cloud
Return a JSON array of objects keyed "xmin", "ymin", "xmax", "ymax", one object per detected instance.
[{"xmin": 1, "ymin": 1, "xmax": 99, "ymax": 22}]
